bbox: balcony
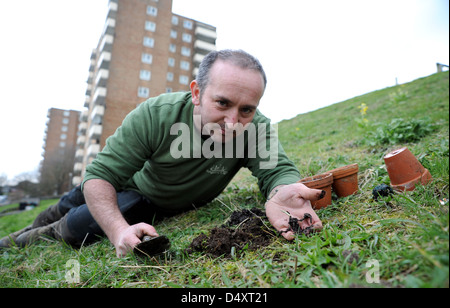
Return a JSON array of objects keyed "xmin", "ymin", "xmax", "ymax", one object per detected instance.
[
  {"xmin": 87, "ymin": 144, "xmax": 101, "ymax": 158},
  {"xmin": 87, "ymin": 71, "xmax": 94, "ymax": 84},
  {"xmin": 97, "ymin": 51, "xmax": 111, "ymax": 70},
  {"xmin": 192, "ymin": 67, "xmax": 199, "ymax": 78},
  {"xmin": 89, "ymin": 124, "xmax": 103, "ymax": 140},
  {"xmin": 194, "ymin": 40, "xmax": 216, "ymax": 55},
  {"xmin": 72, "ymin": 176, "xmax": 82, "ymax": 186},
  {"xmin": 73, "ymin": 162, "xmax": 83, "ymax": 173},
  {"xmin": 195, "ymin": 26, "xmax": 217, "ymax": 44},
  {"xmin": 84, "ymin": 95, "xmax": 91, "ymax": 108},
  {"xmin": 109, "ymin": 0, "xmax": 118, "ymax": 8},
  {"xmin": 95, "ymin": 69, "xmax": 109, "ymax": 87},
  {"xmin": 102, "ymin": 18, "xmax": 116, "ymax": 36},
  {"xmin": 89, "ymin": 58, "xmax": 95, "ymax": 72},
  {"xmin": 80, "ymin": 110, "xmax": 88, "ymax": 122},
  {"xmin": 107, "ymin": 1, "xmax": 118, "ymax": 19},
  {"xmin": 75, "ymin": 149, "xmax": 85, "ymax": 162},
  {"xmin": 91, "ymin": 105, "xmax": 105, "ymax": 125},
  {"xmin": 85, "ymin": 84, "xmax": 92, "ymax": 96},
  {"xmin": 93, "ymin": 87, "xmax": 107, "ymax": 106},
  {"xmin": 78, "ymin": 122, "xmax": 87, "ymax": 134},
  {"xmin": 99, "ymin": 34, "xmax": 114, "ymax": 53},
  {"xmin": 77, "ymin": 135, "xmax": 86, "ymax": 146},
  {"xmin": 193, "ymin": 53, "xmax": 205, "ymax": 66}
]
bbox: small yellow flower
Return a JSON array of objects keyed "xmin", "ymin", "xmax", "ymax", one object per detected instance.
[{"xmin": 358, "ymin": 103, "xmax": 368, "ymax": 116}]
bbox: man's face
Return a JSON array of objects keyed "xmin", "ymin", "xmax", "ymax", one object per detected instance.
[{"xmin": 191, "ymin": 60, "xmax": 265, "ymax": 143}]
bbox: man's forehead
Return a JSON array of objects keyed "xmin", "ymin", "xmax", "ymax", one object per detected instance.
[{"xmin": 209, "ymin": 60, "xmax": 265, "ymax": 88}]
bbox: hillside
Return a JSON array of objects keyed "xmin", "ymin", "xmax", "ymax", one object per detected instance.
[
  {"xmin": 1, "ymin": 71, "xmax": 448, "ymax": 288},
  {"xmin": 277, "ymin": 71, "xmax": 449, "ymax": 173}
]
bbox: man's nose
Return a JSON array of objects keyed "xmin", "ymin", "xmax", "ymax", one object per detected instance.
[{"xmin": 224, "ymin": 109, "xmax": 239, "ymax": 125}]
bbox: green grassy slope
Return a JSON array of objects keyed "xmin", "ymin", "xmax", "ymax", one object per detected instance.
[{"xmin": 1, "ymin": 72, "xmax": 448, "ymax": 288}]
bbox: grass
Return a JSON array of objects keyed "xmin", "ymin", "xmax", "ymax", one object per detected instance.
[{"xmin": 1, "ymin": 72, "xmax": 448, "ymax": 288}]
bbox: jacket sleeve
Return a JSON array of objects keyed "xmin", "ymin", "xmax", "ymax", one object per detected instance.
[
  {"xmin": 81, "ymin": 102, "xmax": 154, "ymax": 191},
  {"xmin": 245, "ymin": 115, "xmax": 301, "ymax": 198}
]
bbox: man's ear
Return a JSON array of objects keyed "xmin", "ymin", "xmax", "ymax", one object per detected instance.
[{"xmin": 190, "ymin": 80, "xmax": 200, "ymax": 106}]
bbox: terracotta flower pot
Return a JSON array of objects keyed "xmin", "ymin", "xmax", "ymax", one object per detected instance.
[
  {"xmin": 298, "ymin": 172, "xmax": 333, "ymax": 209},
  {"xmin": 328, "ymin": 163, "xmax": 359, "ymax": 197},
  {"xmin": 383, "ymin": 147, "xmax": 432, "ymax": 191}
]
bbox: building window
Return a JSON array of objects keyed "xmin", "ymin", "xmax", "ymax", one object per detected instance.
[
  {"xmin": 143, "ymin": 37, "xmax": 155, "ymax": 48},
  {"xmin": 138, "ymin": 87, "xmax": 150, "ymax": 98},
  {"xmin": 140, "ymin": 70, "xmax": 151, "ymax": 81},
  {"xmin": 168, "ymin": 58, "xmax": 175, "ymax": 67},
  {"xmin": 172, "ymin": 16, "xmax": 179, "ymax": 25},
  {"xmin": 169, "ymin": 44, "xmax": 176, "ymax": 53},
  {"xmin": 145, "ymin": 21, "xmax": 156, "ymax": 32},
  {"xmin": 60, "ymin": 133, "xmax": 67, "ymax": 140},
  {"xmin": 179, "ymin": 75, "xmax": 189, "ymax": 85},
  {"xmin": 167, "ymin": 72, "xmax": 174, "ymax": 82},
  {"xmin": 166, "ymin": 87, "xmax": 173, "ymax": 93},
  {"xmin": 170, "ymin": 30, "xmax": 177, "ymax": 39},
  {"xmin": 62, "ymin": 118, "xmax": 69, "ymax": 125},
  {"xmin": 180, "ymin": 61, "xmax": 190, "ymax": 71},
  {"xmin": 182, "ymin": 33, "xmax": 192, "ymax": 43},
  {"xmin": 147, "ymin": 6, "xmax": 158, "ymax": 16},
  {"xmin": 61, "ymin": 126, "xmax": 68, "ymax": 132},
  {"xmin": 181, "ymin": 47, "xmax": 191, "ymax": 57},
  {"xmin": 59, "ymin": 141, "xmax": 66, "ymax": 148},
  {"xmin": 142, "ymin": 53, "xmax": 153, "ymax": 64},
  {"xmin": 183, "ymin": 20, "xmax": 193, "ymax": 29}
]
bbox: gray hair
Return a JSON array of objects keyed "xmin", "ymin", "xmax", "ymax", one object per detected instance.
[{"xmin": 196, "ymin": 49, "xmax": 267, "ymax": 96}]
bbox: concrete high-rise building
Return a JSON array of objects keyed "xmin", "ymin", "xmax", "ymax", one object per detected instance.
[
  {"xmin": 41, "ymin": 108, "xmax": 80, "ymax": 195},
  {"xmin": 73, "ymin": 0, "xmax": 217, "ymax": 185}
]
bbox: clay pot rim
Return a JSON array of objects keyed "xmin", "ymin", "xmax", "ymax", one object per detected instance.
[
  {"xmin": 299, "ymin": 172, "xmax": 333, "ymax": 186},
  {"xmin": 391, "ymin": 169, "xmax": 432, "ymax": 191},
  {"xmin": 328, "ymin": 163, "xmax": 359, "ymax": 179},
  {"xmin": 384, "ymin": 147, "xmax": 408, "ymax": 159}
]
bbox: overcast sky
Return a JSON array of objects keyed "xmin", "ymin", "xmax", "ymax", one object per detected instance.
[{"xmin": 0, "ymin": 0, "xmax": 448, "ymax": 182}]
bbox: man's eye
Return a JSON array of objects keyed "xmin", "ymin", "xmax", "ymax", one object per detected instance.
[{"xmin": 217, "ymin": 101, "xmax": 227, "ymax": 107}]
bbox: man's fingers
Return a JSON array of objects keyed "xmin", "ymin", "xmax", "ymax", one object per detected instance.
[
  {"xmin": 280, "ymin": 230, "xmax": 295, "ymax": 241},
  {"xmin": 296, "ymin": 183, "xmax": 326, "ymax": 201},
  {"xmin": 134, "ymin": 223, "xmax": 159, "ymax": 241}
]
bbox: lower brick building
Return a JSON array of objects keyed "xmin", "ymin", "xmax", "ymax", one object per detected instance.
[{"xmin": 41, "ymin": 108, "xmax": 80, "ymax": 195}]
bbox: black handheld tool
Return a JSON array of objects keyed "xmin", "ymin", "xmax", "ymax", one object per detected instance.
[{"xmin": 133, "ymin": 235, "xmax": 171, "ymax": 257}]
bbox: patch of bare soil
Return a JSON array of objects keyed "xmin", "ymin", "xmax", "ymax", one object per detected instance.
[{"xmin": 186, "ymin": 208, "xmax": 275, "ymax": 257}]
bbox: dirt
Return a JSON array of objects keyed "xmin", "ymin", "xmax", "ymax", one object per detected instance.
[
  {"xmin": 186, "ymin": 207, "xmax": 275, "ymax": 257},
  {"xmin": 278, "ymin": 212, "xmax": 315, "ymax": 236},
  {"xmin": 372, "ymin": 184, "xmax": 394, "ymax": 201}
]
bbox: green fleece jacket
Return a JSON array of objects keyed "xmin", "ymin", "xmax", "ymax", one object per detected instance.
[{"xmin": 82, "ymin": 92, "xmax": 300, "ymax": 212}]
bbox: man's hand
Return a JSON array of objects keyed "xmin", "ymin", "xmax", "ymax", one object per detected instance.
[
  {"xmin": 265, "ymin": 183, "xmax": 324, "ymax": 240},
  {"xmin": 112, "ymin": 223, "xmax": 159, "ymax": 258},
  {"xmin": 84, "ymin": 179, "xmax": 159, "ymax": 258}
]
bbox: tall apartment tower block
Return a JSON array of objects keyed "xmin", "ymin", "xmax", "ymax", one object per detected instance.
[
  {"xmin": 41, "ymin": 108, "xmax": 80, "ymax": 194},
  {"xmin": 73, "ymin": 0, "xmax": 217, "ymax": 185}
]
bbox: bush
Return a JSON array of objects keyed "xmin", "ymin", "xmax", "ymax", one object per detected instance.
[{"xmin": 363, "ymin": 118, "xmax": 435, "ymax": 146}]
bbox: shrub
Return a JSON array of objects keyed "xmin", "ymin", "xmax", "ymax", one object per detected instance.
[{"xmin": 364, "ymin": 118, "xmax": 435, "ymax": 146}]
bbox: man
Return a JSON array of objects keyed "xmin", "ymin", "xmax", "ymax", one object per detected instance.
[{"xmin": 1, "ymin": 50, "xmax": 323, "ymax": 257}]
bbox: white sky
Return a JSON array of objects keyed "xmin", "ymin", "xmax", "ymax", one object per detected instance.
[{"xmin": 0, "ymin": 0, "xmax": 448, "ymax": 182}]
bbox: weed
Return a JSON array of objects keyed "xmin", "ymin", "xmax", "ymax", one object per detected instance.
[{"xmin": 363, "ymin": 118, "xmax": 435, "ymax": 146}]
